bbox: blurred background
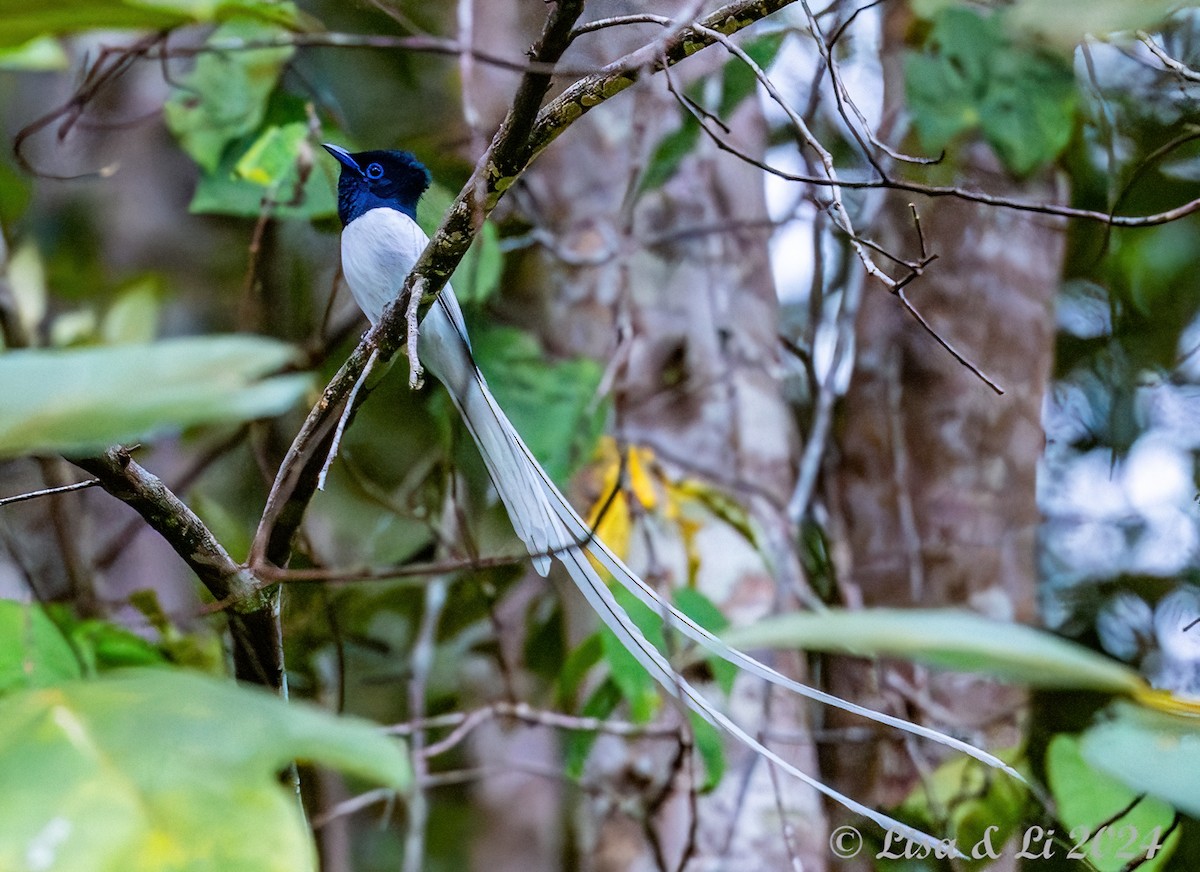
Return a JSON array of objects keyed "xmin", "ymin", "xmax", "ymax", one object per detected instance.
[{"xmin": 3, "ymin": 1, "xmax": 1200, "ymax": 869}]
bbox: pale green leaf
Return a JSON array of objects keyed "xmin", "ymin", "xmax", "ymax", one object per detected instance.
[
  {"xmin": 234, "ymin": 122, "xmax": 307, "ymax": 187},
  {"xmin": 720, "ymin": 608, "xmax": 1145, "ymax": 693},
  {"xmin": 1081, "ymin": 702, "xmax": 1200, "ymax": 819},
  {"xmin": 0, "ymin": 0, "xmax": 301, "ymax": 49},
  {"xmin": 163, "ymin": 20, "xmax": 294, "ymax": 172},
  {"xmin": 1049, "ymin": 732, "xmax": 1179, "ymax": 871},
  {"xmin": 1006, "ymin": 0, "xmax": 1180, "ymax": 47},
  {"xmin": 0, "ymin": 669, "xmax": 409, "ymax": 872},
  {"xmin": 0, "ymin": 36, "xmax": 68, "ymax": 71},
  {"xmin": 0, "ymin": 335, "xmax": 312, "ymax": 458},
  {"xmin": 0, "ymin": 600, "xmax": 82, "ymax": 695},
  {"xmin": 101, "ymin": 277, "xmax": 162, "ymax": 345}
]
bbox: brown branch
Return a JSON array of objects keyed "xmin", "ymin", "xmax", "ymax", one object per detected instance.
[{"xmin": 73, "ymin": 447, "xmax": 281, "ymax": 687}]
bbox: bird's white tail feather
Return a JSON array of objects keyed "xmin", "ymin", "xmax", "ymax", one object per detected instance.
[{"xmin": 419, "ymin": 292, "xmax": 1001, "ymax": 851}]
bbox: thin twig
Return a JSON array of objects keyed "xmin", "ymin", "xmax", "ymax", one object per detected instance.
[{"xmin": 0, "ymin": 478, "xmax": 100, "ymax": 508}]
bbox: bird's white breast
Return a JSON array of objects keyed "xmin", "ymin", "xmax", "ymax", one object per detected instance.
[{"xmin": 340, "ymin": 207, "xmax": 430, "ymax": 324}]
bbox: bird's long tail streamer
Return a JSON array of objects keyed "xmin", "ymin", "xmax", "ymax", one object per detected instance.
[{"xmin": 419, "ymin": 293, "xmax": 1014, "ymax": 853}]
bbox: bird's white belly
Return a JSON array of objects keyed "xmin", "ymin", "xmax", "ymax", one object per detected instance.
[{"xmin": 340, "ymin": 207, "xmax": 428, "ymax": 324}]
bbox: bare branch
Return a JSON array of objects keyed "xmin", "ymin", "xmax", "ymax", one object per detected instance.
[{"xmin": 0, "ymin": 478, "xmax": 100, "ymax": 508}]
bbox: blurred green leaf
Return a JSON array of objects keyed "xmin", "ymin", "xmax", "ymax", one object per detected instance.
[
  {"xmin": 0, "ymin": 669, "xmax": 409, "ymax": 872},
  {"xmin": 417, "ymin": 184, "xmax": 504, "ymax": 306},
  {"xmin": 1006, "ymin": 0, "xmax": 1178, "ymax": 48},
  {"xmin": 0, "ymin": 600, "xmax": 82, "ymax": 695},
  {"xmin": 234, "ymin": 121, "xmax": 307, "ymax": 186},
  {"xmin": 895, "ymin": 751, "xmax": 1029, "ymax": 863},
  {"xmin": 472, "ymin": 325, "xmax": 607, "ymax": 486},
  {"xmin": 62, "ymin": 614, "xmax": 167, "ymax": 674},
  {"xmin": 556, "ymin": 632, "xmax": 604, "ymax": 710},
  {"xmin": 599, "ymin": 620, "xmax": 661, "ymax": 724},
  {"xmin": 642, "ymin": 33, "xmax": 785, "ymax": 191},
  {"xmin": 689, "ymin": 712, "xmax": 725, "ymax": 792},
  {"xmin": 672, "ymin": 587, "xmax": 736, "ymax": 695},
  {"xmin": 164, "ymin": 19, "xmax": 294, "ymax": 172},
  {"xmin": 641, "ymin": 122, "xmax": 702, "ymax": 194},
  {"xmin": 101, "ymin": 276, "xmax": 162, "ymax": 345},
  {"xmin": 906, "ymin": 7, "xmax": 1076, "ymax": 174},
  {"xmin": 0, "ymin": 36, "xmax": 67, "ymax": 70},
  {"xmin": 563, "ymin": 679, "xmax": 621, "ymax": 780},
  {"xmin": 720, "ymin": 608, "xmax": 1145, "ymax": 693},
  {"xmin": 0, "ymin": 0, "xmax": 300, "ymax": 47},
  {"xmin": 0, "ymin": 335, "xmax": 312, "ymax": 458},
  {"xmin": 1049, "ymin": 732, "xmax": 1179, "ymax": 871},
  {"xmin": 1081, "ymin": 702, "xmax": 1200, "ymax": 819}
]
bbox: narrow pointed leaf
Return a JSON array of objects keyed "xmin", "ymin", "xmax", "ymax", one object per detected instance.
[
  {"xmin": 0, "ymin": 336, "xmax": 312, "ymax": 458},
  {"xmin": 721, "ymin": 608, "xmax": 1144, "ymax": 693}
]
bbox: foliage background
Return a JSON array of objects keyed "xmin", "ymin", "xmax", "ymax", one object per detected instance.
[{"xmin": 3, "ymin": 1, "xmax": 1200, "ymax": 870}]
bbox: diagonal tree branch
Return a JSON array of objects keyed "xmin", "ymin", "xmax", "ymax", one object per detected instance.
[
  {"xmin": 251, "ymin": 0, "xmax": 799, "ymax": 577},
  {"xmin": 75, "ymin": 448, "xmax": 282, "ymax": 688}
]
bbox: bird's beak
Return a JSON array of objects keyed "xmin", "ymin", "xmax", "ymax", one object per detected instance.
[{"xmin": 322, "ymin": 142, "xmax": 362, "ymax": 175}]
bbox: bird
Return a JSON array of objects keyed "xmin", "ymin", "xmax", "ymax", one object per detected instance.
[{"xmin": 322, "ymin": 143, "xmax": 1018, "ymax": 843}]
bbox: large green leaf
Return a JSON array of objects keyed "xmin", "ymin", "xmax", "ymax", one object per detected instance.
[
  {"xmin": 0, "ymin": 0, "xmax": 300, "ymax": 49},
  {"xmin": 1081, "ymin": 702, "xmax": 1200, "ymax": 819},
  {"xmin": 0, "ymin": 669, "xmax": 409, "ymax": 872},
  {"xmin": 720, "ymin": 608, "xmax": 1145, "ymax": 693},
  {"xmin": 163, "ymin": 19, "xmax": 294, "ymax": 172},
  {"xmin": 0, "ymin": 601, "xmax": 82, "ymax": 695},
  {"xmin": 1048, "ymin": 732, "xmax": 1179, "ymax": 871},
  {"xmin": 0, "ymin": 335, "xmax": 312, "ymax": 458}
]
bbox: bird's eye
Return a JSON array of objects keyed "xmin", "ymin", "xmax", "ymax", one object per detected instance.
[{"xmin": 366, "ymin": 163, "xmax": 384, "ymax": 179}]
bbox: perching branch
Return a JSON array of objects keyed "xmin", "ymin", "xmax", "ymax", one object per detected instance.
[{"xmin": 250, "ymin": 0, "xmax": 801, "ymax": 577}]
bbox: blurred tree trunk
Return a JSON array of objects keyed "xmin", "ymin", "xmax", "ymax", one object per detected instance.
[
  {"xmin": 462, "ymin": 2, "xmax": 824, "ymax": 870},
  {"xmin": 822, "ymin": 3, "xmax": 1061, "ymax": 846}
]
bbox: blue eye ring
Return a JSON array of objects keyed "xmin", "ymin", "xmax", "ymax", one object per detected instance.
[{"xmin": 366, "ymin": 162, "xmax": 384, "ymax": 179}]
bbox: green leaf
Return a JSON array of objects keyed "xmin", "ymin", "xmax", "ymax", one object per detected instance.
[
  {"xmin": 555, "ymin": 632, "xmax": 604, "ymax": 710},
  {"xmin": 895, "ymin": 751, "xmax": 1029, "ymax": 858},
  {"xmin": 101, "ymin": 277, "xmax": 162, "ymax": 345},
  {"xmin": 0, "ymin": 600, "xmax": 82, "ymax": 695},
  {"xmin": 720, "ymin": 608, "xmax": 1145, "ymax": 693},
  {"xmin": 641, "ymin": 121, "xmax": 702, "ymax": 193},
  {"xmin": 1006, "ymin": 0, "xmax": 1179, "ymax": 48},
  {"xmin": 641, "ymin": 33, "xmax": 785, "ymax": 192},
  {"xmin": 234, "ymin": 122, "xmax": 307, "ymax": 186},
  {"xmin": 60, "ymin": 612, "xmax": 167, "ymax": 674},
  {"xmin": 1048, "ymin": 732, "xmax": 1179, "ymax": 871},
  {"xmin": 1081, "ymin": 702, "xmax": 1200, "ymax": 819},
  {"xmin": 163, "ymin": 19, "xmax": 294, "ymax": 172},
  {"xmin": 0, "ymin": 0, "xmax": 300, "ymax": 48},
  {"xmin": 0, "ymin": 335, "xmax": 312, "ymax": 458},
  {"xmin": 0, "ymin": 36, "xmax": 68, "ymax": 71},
  {"xmin": 672, "ymin": 588, "xmax": 736, "ymax": 695},
  {"xmin": 563, "ymin": 679, "xmax": 621, "ymax": 780},
  {"xmin": 600, "ymin": 621, "xmax": 661, "ymax": 724},
  {"xmin": 905, "ymin": 7, "xmax": 1076, "ymax": 175},
  {"xmin": 689, "ymin": 712, "xmax": 725, "ymax": 792},
  {"xmin": 471, "ymin": 326, "xmax": 608, "ymax": 486},
  {"xmin": 0, "ymin": 669, "xmax": 409, "ymax": 872}
]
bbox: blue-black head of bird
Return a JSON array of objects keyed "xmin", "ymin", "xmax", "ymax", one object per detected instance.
[{"xmin": 322, "ymin": 143, "xmax": 431, "ymax": 227}]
